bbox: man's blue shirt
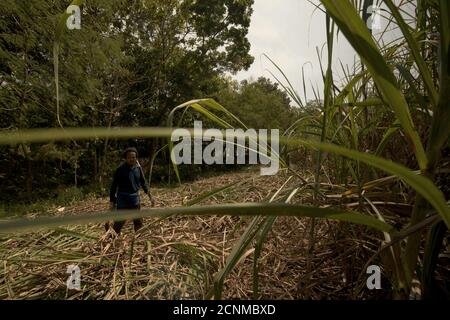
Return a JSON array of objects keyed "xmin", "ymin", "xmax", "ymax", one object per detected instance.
[{"xmin": 109, "ymin": 162, "xmax": 149, "ymax": 203}]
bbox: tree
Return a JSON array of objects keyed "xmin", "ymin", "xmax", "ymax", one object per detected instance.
[
  {"xmin": 112, "ymin": 0, "xmax": 254, "ymax": 126},
  {"xmin": 214, "ymin": 77, "xmax": 296, "ymax": 130},
  {"xmin": 0, "ymin": 0, "xmax": 258, "ymax": 201}
]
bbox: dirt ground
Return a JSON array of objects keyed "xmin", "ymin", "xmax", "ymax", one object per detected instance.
[{"xmin": 0, "ymin": 168, "xmax": 413, "ymax": 299}]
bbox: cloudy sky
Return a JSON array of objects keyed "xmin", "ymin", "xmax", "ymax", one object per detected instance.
[{"xmin": 233, "ymin": 0, "xmax": 358, "ymax": 104}]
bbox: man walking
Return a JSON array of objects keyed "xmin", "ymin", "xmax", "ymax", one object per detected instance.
[{"xmin": 108, "ymin": 147, "xmax": 155, "ymax": 234}]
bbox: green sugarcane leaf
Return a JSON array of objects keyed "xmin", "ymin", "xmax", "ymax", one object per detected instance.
[{"xmin": 320, "ymin": 0, "xmax": 428, "ymax": 170}]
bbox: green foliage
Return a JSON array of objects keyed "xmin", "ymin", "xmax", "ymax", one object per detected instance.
[
  {"xmin": 0, "ymin": 185, "xmax": 94, "ymax": 218},
  {"xmin": 0, "ymin": 0, "xmax": 256, "ymax": 202},
  {"xmin": 214, "ymin": 77, "xmax": 296, "ymax": 130}
]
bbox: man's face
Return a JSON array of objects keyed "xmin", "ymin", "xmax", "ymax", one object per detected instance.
[{"xmin": 126, "ymin": 152, "xmax": 137, "ymax": 166}]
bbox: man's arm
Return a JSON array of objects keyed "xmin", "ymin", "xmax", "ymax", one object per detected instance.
[
  {"xmin": 109, "ymin": 168, "xmax": 119, "ymax": 203},
  {"xmin": 138, "ymin": 166, "xmax": 155, "ymax": 206},
  {"xmin": 139, "ymin": 167, "xmax": 149, "ymax": 195}
]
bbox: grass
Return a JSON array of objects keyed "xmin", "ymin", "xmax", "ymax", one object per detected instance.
[{"xmin": 0, "ymin": 186, "xmax": 97, "ymax": 218}]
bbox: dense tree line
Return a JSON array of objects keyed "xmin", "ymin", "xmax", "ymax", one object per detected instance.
[{"xmin": 0, "ymin": 0, "xmax": 296, "ymax": 203}]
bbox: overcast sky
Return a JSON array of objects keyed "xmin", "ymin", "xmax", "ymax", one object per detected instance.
[
  {"xmin": 233, "ymin": 0, "xmax": 357, "ymax": 104},
  {"xmin": 233, "ymin": 0, "xmax": 414, "ymax": 105}
]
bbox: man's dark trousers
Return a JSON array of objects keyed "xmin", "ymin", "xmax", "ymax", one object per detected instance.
[{"xmin": 112, "ymin": 191, "xmax": 143, "ymax": 233}]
